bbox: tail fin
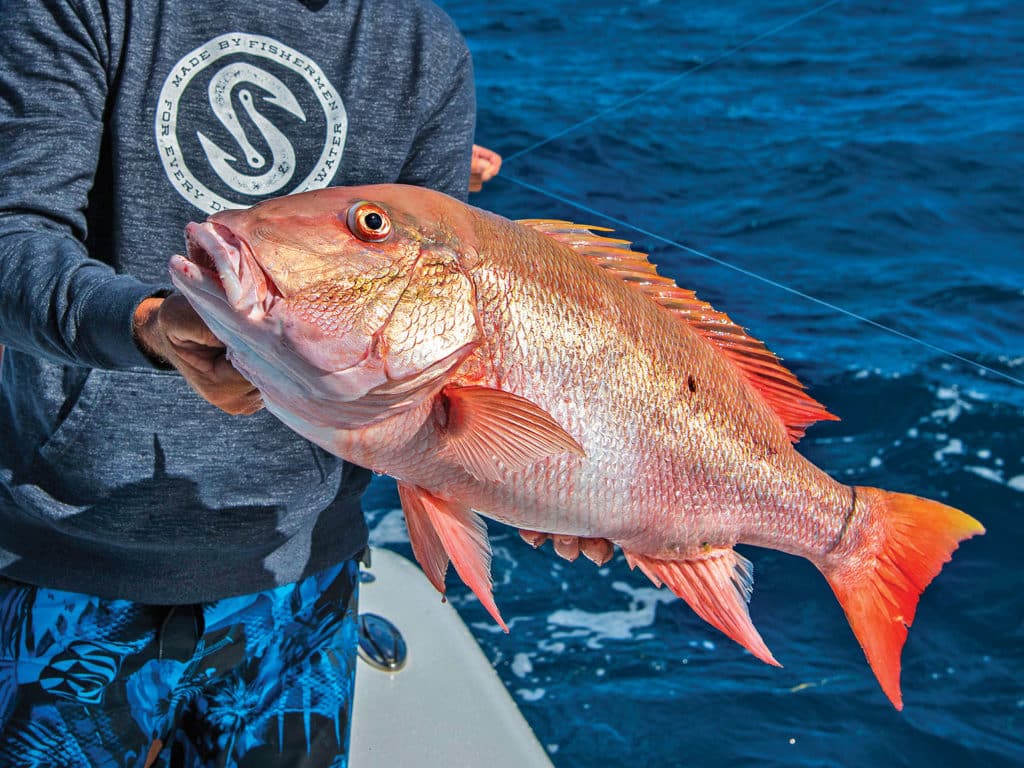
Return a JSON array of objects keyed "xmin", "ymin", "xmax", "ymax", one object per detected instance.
[{"xmin": 820, "ymin": 487, "xmax": 984, "ymax": 710}]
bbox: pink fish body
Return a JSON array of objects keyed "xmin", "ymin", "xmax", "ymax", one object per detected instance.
[{"xmin": 170, "ymin": 184, "xmax": 983, "ymax": 709}]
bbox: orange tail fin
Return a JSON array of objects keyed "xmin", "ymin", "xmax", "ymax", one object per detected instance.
[{"xmin": 820, "ymin": 487, "xmax": 984, "ymax": 710}]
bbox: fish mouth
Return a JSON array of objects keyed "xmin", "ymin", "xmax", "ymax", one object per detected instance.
[{"xmin": 170, "ymin": 222, "xmax": 281, "ymax": 316}]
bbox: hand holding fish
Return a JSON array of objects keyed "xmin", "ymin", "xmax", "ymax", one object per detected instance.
[{"xmin": 134, "ymin": 294, "xmax": 263, "ymax": 415}]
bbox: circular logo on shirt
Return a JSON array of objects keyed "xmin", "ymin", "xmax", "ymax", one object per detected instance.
[{"xmin": 155, "ymin": 33, "xmax": 348, "ymax": 214}]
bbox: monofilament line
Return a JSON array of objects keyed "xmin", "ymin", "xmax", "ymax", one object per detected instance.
[
  {"xmin": 502, "ymin": 174, "xmax": 1024, "ymax": 388},
  {"xmin": 503, "ymin": 0, "xmax": 847, "ymax": 165}
]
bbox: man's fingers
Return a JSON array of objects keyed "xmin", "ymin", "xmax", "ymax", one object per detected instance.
[
  {"xmin": 480, "ymin": 155, "xmax": 501, "ymax": 181},
  {"xmin": 137, "ymin": 293, "xmax": 262, "ymax": 416},
  {"xmin": 239, "ymin": 390, "xmax": 265, "ymax": 415},
  {"xmin": 172, "ymin": 344, "xmax": 220, "ymax": 375},
  {"xmin": 160, "ymin": 294, "xmax": 226, "ymax": 350},
  {"xmin": 175, "ymin": 351, "xmax": 261, "ymax": 414},
  {"xmin": 235, "ymin": 387, "xmax": 264, "ymax": 415},
  {"xmin": 174, "ymin": 344, "xmax": 250, "ymax": 385},
  {"xmin": 165, "ymin": 324, "xmax": 225, "ymax": 353},
  {"xmin": 209, "ymin": 353, "xmax": 252, "ymax": 385},
  {"xmin": 186, "ymin": 374, "xmax": 263, "ymax": 416},
  {"xmin": 469, "ymin": 145, "xmax": 502, "ymax": 192},
  {"xmin": 220, "ymin": 388, "xmax": 264, "ymax": 416}
]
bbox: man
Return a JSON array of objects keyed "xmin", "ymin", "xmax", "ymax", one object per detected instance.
[{"xmin": 0, "ymin": 0, "xmax": 475, "ymax": 765}]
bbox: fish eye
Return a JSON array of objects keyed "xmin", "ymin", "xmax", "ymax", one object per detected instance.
[{"xmin": 346, "ymin": 202, "xmax": 392, "ymax": 243}]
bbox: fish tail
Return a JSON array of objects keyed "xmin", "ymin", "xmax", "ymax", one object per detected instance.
[{"xmin": 819, "ymin": 486, "xmax": 984, "ymax": 710}]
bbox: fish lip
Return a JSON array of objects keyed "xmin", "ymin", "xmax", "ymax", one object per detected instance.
[{"xmin": 179, "ymin": 222, "xmax": 281, "ymax": 313}]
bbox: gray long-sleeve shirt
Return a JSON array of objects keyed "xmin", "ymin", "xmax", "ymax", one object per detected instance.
[{"xmin": 0, "ymin": 0, "xmax": 475, "ymax": 603}]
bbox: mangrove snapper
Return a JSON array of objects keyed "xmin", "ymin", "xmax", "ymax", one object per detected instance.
[{"xmin": 169, "ymin": 185, "xmax": 983, "ymax": 709}]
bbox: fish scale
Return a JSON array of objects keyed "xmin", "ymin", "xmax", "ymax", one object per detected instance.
[
  {"xmin": 169, "ymin": 183, "xmax": 983, "ymax": 710},
  {"xmin": 446, "ymin": 210, "xmax": 845, "ymax": 557}
]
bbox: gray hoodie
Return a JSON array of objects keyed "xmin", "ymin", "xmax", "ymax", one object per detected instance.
[{"xmin": 0, "ymin": 0, "xmax": 475, "ymax": 603}]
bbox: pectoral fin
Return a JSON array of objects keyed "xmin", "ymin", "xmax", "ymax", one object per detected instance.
[
  {"xmin": 440, "ymin": 385, "xmax": 584, "ymax": 482},
  {"xmin": 624, "ymin": 548, "xmax": 779, "ymax": 666},
  {"xmin": 397, "ymin": 482, "xmax": 507, "ymax": 632}
]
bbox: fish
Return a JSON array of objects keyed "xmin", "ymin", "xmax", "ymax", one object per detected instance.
[{"xmin": 168, "ymin": 184, "xmax": 984, "ymax": 710}]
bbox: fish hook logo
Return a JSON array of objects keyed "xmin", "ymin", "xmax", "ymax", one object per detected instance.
[
  {"xmin": 155, "ymin": 33, "xmax": 348, "ymax": 214},
  {"xmin": 197, "ymin": 63, "xmax": 306, "ymax": 196}
]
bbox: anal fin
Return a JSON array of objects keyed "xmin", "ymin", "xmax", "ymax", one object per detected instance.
[
  {"xmin": 625, "ymin": 548, "xmax": 779, "ymax": 667},
  {"xmin": 397, "ymin": 483, "xmax": 508, "ymax": 632}
]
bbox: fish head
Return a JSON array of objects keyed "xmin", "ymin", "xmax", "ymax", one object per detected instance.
[{"xmin": 168, "ymin": 185, "xmax": 482, "ymax": 428}]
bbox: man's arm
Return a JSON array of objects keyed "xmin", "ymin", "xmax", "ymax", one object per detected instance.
[
  {"xmin": 0, "ymin": 0, "xmax": 161, "ymax": 370},
  {"xmin": 0, "ymin": 0, "xmax": 260, "ymax": 413}
]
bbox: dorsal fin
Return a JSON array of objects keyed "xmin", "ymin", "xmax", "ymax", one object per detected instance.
[{"xmin": 518, "ymin": 219, "xmax": 838, "ymax": 441}]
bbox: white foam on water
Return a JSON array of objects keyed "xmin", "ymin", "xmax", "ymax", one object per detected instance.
[
  {"xmin": 688, "ymin": 638, "xmax": 718, "ymax": 652},
  {"xmin": 490, "ymin": 545, "xmax": 518, "ymax": 587},
  {"xmin": 933, "ymin": 438, "xmax": 965, "ymax": 463},
  {"xmin": 537, "ymin": 639, "xmax": 566, "ymax": 654},
  {"xmin": 471, "ymin": 616, "xmax": 530, "ymax": 634},
  {"xmin": 964, "ymin": 465, "xmax": 1004, "ymax": 485},
  {"xmin": 517, "ymin": 688, "xmax": 546, "ymax": 702},
  {"xmin": 511, "ymin": 652, "xmax": 534, "ymax": 678},
  {"xmin": 367, "ymin": 508, "xmax": 410, "ymax": 546},
  {"xmin": 931, "ymin": 386, "xmax": 974, "ymax": 423},
  {"xmin": 933, "ymin": 438, "xmax": 966, "ymax": 462},
  {"xmin": 545, "ymin": 581, "xmax": 677, "ymax": 649},
  {"xmin": 1007, "ymin": 475, "xmax": 1024, "ymax": 492}
]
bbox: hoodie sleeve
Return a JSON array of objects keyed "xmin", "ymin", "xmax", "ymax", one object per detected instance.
[
  {"xmin": 0, "ymin": 0, "xmax": 163, "ymax": 371},
  {"xmin": 396, "ymin": 9, "xmax": 476, "ymax": 204}
]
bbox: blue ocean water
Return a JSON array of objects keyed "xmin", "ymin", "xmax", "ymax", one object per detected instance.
[{"xmin": 364, "ymin": 2, "xmax": 1024, "ymax": 765}]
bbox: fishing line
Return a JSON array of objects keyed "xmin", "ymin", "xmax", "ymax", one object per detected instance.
[
  {"xmin": 501, "ymin": 173, "xmax": 1024, "ymax": 388},
  {"xmin": 502, "ymin": 0, "xmax": 847, "ymax": 166},
  {"xmin": 489, "ymin": 0, "xmax": 1020, "ymax": 387}
]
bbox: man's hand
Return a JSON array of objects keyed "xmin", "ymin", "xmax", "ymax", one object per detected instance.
[
  {"xmin": 518, "ymin": 530, "xmax": 615, "ymax": 566},
  {"xmin": 134, "ymin": 294, "xmax": 263, "ymax": 415},
  {"xmin": 469, "ymin": 144, "xmax": 502, "ymax": 193}
]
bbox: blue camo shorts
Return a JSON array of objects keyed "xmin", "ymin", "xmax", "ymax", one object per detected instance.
[{"xmin": 0, "ymin": 559, "xmax": 359, "ymax": 767}]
